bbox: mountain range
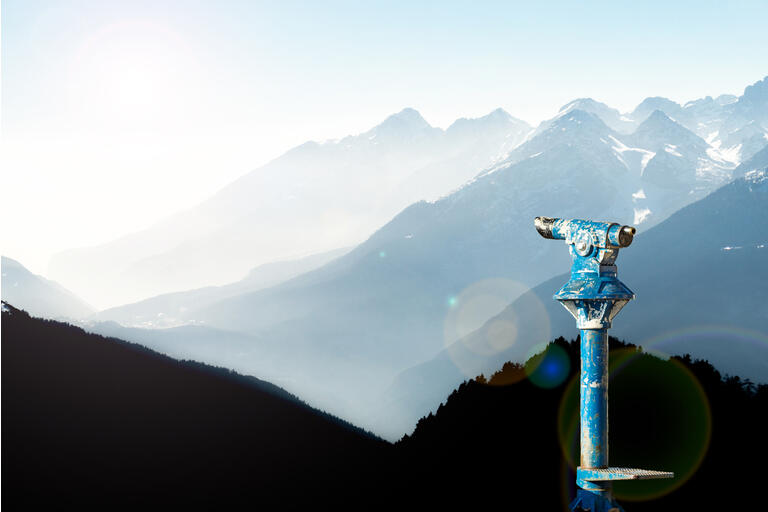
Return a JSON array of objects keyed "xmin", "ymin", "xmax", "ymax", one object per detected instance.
[
  {"xmin": 92, "ymin": 82, "xmax": 767, "ymax": 438},
  {"xmin": 8, "ymin": 75, "xmax": 768, "ymax": 440},
  {"xmin": 48, "ymin": 77, "xmax": 768, "ymax": 309},
  {"xmin": 92, "ymin": 246, "xmax": 348, "ymax": 328},
  {"xmin": 382, "ymin": 169, "xmax": 768, "ymax": 437},
  {"xmin": 48, "ymin": 108, "xmax": 532, "ymax": 308}
]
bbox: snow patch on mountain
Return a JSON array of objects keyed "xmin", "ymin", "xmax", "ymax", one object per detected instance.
[
  {"xmin": 745, "ymin": 169, "xmax": 768, "ymax": 184},
  {"xmin": 633, "ymin": 207, "xmax": 652, "ymax": 224},
  {"xmin": 707, "ymin": 144, "xmax": 742, "ymax": 164},
  {"xmin": 609, "ymin": 135, "xmax": 655, "ymax": 174}
]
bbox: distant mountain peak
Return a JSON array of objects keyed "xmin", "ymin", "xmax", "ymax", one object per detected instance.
[
  {"xmin": 635, "ymin": 96, "xmax": 681, "ymax": 108},
  {"xmin": 380, "ymin": 107, "xmax": 431, "ymax": 128},
  {"xmin": 365, "ymin": 107, "xmax": 436, "ymax": 140},
  {"xmin": 631, "ymin": 97, "xmax": 682, "ymax": 121},
  {"xmin": 632, "ymin": 109, "xmax": 707, "ymax": 149},
  {"xmin": 449, "ymin": 108, "xmax": 512, "ymax": 127},
  {"xmin": 511, "ymin": 108, "xmax": 613, "ymax": 158},
  {"xmin": 487, "ymin": 107, "xmax": 531, "ymax": 127},
  {"xmin": 559, "ymin": 97, "xmax": 603, "ymax": 112},
  {"xmin": 486, "ymin": 107, "xmax": 511, "ymax": 120},
  {"xmin": 643, "ymin": 108, "xmax": 678, "ymax": 124},
  {"xmin": 552, "ymin": 98, "xmax": 636, "ymax": 133},
  {"xmin": 444, "ymin": 108, "xmax": 530, "ymax": 138},
  {"xmin": 740, "ymin": 76, "xmax": 768, "ymax": 105},
  {"xmin": 715, "ymin": 94, "xmax": 738, "ymax": 106},
  {"xmin": 550, "ymin": 108, "xmax": 610, "ymax": 131}
]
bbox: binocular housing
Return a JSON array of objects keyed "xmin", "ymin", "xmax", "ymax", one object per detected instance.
[{"xmin": 534, "ymin": 216, "xmax": 636, "ymax": 251}]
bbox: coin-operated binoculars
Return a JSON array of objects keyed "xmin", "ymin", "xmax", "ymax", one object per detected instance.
[{"xmin": 535, "ymin": 217, "xmax": 673, "ymax": 512}]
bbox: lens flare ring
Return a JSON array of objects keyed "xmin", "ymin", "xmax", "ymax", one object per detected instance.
[
  {"xmin": 557, "ymin": 347, "xmax": 712, "ymax": 502},
  {"xmin": 442, "ymin": 278, "xmax": 551, "ymax": 383}
]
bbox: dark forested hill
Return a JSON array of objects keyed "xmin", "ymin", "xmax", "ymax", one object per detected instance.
[
  {"xmin": 3, "ymin": 304, "xmax": 766, "ymax": 510},
  {"xmin": 1, "ymin": 303, "xmax": 388, "ymax": 509},
  {"xmin": 398, "ymin": 337, "xmax": 768, "ymax": 510}
]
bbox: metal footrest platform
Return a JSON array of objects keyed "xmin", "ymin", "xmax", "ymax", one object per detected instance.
[{"xmin": 578, "ymin": 467, "xmax": 674, "ymax": 481}]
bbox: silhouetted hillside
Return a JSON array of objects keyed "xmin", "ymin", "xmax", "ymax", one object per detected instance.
[
  {"xmin": 1, "ymin": 303, "xmax": 388, "ymax": 509},
  {"xmin": 398, "ymin": 337, "xmax": 768, "ymax": 510},
  {"xmin": 4, "ymin": 304, "xmax": 766, "ymax": 510}
]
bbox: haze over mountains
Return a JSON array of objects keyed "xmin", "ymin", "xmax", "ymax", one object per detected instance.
[
  {"xmin": 1, "ymin": 256, "xmax": 94, "ymax": 320},
  {"xmin": 48, "ymin": 77, "xmax": 767, "ymax": 309},
  {"xmin": 93, "ymin": 247, "xmax": 349, "ymax": 328},
  {"xmin": 383, "ymin": 169, "xmax": 768, "ymax": 436},
  {"xmin": 5, "ymin": 75, "xmax": 767, "ymax": 440},
  {"xmin": 79, "ymin": 78, "xmax": 768, "ymax": 439},
  {"xmin": 49, "ymin": 108, "xmax": 532, "ymax": 308}
]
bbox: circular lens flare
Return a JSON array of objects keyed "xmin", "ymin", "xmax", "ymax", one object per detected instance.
[
  {"xmin": 525, "ymin": 342, "xmax": 570, "ymax": 389},
  {"xmin": 558, "ymin": 347, "xmax": 712, "ymax": 502},
  {"xmin": 443, "ymin": 278, "xmax": 551, "ymax": 384}
]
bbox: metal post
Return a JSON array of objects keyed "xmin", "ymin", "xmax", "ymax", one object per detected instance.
[
  {"xmin": 579, "ymin": 328, "xmax": 608, "ymax": 471},
  {"xmin": 577, "ymin": 328, "xmax": 612, "ymax": 503},
  {"xmin": 534, "ymin": 216, "xmax": 674, "ymax": 512}
]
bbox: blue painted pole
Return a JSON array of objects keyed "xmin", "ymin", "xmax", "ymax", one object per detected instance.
[
  {"xmin": 577, "ymin": 328, "xmax": 610, "ymax": 494},
  {"xmin": 533, "ymin": 216, "xmax": 674, "ymax": 512}
]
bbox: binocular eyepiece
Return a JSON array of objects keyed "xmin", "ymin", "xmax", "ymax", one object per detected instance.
[{"xmin": 535, "ymin": 216, "xmax": 636, "ymax": 249}]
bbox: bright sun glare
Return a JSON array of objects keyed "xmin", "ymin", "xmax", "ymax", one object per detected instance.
[{"xmin": 66, "ymin": 21, "xmax": 198, "ymax": 129}]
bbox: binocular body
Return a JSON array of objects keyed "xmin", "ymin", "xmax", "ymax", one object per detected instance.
[{"xmin": 534, "ymin": 216, "xmax": 636, "ymax": 329}]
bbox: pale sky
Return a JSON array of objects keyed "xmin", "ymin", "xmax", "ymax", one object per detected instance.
[{"xmin": 2, "ymin": 0, "xmax": 767, "ymax": 275}]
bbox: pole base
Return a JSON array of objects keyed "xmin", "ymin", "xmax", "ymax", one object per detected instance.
[{"xmin": 569, "ymin": 489, "xmax": 624, "ymax": 512}]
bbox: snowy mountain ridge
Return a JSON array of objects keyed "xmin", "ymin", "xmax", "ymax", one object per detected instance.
[{"xmin": 48, "ymin": 76, "xmax": 767, "ymax": 308}]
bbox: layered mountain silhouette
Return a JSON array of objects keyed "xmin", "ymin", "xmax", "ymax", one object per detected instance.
[
  {"xmin": 623, "ymin": 77, "xmax": 768, "ymax": 163},
  {"xmin": 49, "ymin": 108, "xmax": 531, "ymax": 307},
  {"xmin": 19, "ymin": 76, "xmax": 768, "ymax": 441},
  {"xmin": 49, "ymin": 78, "xmax": 768, "ymax": 309},
  {"xmin": 92, "ymin": 247, "xmax": 349, "ymax": 328},
  {"xmin": 4, "ymin": 306, "xmax": 766, "ymax": 509},
  {"xmin": 98, "ymin": 99, "xmax": 760, "ymax": 431},
  {"xmin": 1, "ymin": 256, "xmax": 94, "ymax": 320},
  {"xmin": 384, "ymin": 169, "xmax": 768, "ymax": 436}
]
